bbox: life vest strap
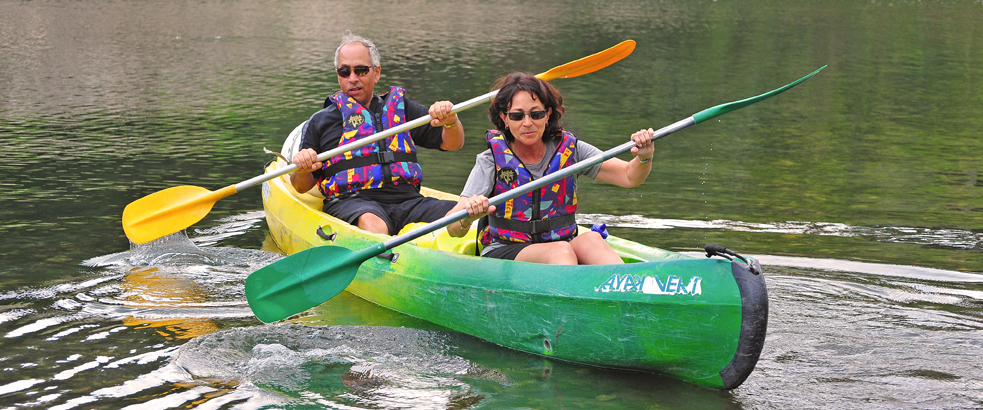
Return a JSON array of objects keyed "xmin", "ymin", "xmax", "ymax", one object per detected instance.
[
  {"xmin": 322, "ymin": 151, "xmax": 418, "ymax": 178},
  {"xmin": 488, "ymin": 214, "xmax": 577, "ymax": 235}
]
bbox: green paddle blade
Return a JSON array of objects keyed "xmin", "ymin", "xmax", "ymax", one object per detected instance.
[
  {"xmin": 692, "ymin": 65, "xmax": 827, "ymax": 124},
  {"xmin": 245, "ymin": 243, "xmax": 384, "ymax": 323}
]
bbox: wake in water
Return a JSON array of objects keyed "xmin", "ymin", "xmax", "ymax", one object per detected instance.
[
  {"xmin": 0, "ymin": 212, "xmax": 285, "ymax": 409},
  {"xmin": 733, "ymin": 265, "xmax": 983, "ymax": 410},
  {"xmin": 73, "ymin": 213, "xmax": 282, "ymax": 326},
  {"xmin": 161, "ymin": 325, "xmax": 494, "ymax": 409},
  {"xmin": 4, "ymin": 208, "xmax": 983, "ymax": 409},
  {"xmin": 84, "ymin": 211, "xmax": 278, "ymax": 268},
  {"xmin": 580, "ymin": 213, "xmax": 983, "ymax": 251}
]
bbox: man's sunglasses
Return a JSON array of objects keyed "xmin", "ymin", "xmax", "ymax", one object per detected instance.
[
  {"xmin": 506, "ymin": 110, "xmax": 548, "ymax": 121},
  {"xmin": 336, "ymin": 65, "xmax": 373, "ymax": 77}
]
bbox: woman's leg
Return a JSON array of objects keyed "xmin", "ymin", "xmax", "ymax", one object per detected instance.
[
  {"xmin": 570, "ymin": 232, "xmax": 624, "ymax": 265},
  {"xmin": 514, "ymin": 241, "xmax": 579, "ymax": 265}
]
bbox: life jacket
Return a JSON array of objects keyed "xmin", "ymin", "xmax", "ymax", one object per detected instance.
[
  {"xmin": 479, "ymin": 129, "xmax": 579, "ymax": 245},
  {"xmin": 317, "ymin": 86, "xmax": 423, "ymax": 199}
]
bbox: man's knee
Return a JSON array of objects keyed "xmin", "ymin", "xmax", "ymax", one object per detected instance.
[{"xmin": 357, "ymin": 213, "xmax": 390, "ymax": 235}]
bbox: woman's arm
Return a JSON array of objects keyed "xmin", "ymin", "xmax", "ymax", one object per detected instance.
[
  {"xmin": 447, "ymin": 151, "xmax": 497, "ymax": 237},
  {"xmin": 594, "ymin": 128, "xmax": 655, "ymax": 188}
]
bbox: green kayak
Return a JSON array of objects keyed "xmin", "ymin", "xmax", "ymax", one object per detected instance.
[{"xmin": 260, "ymin": 124, "xmax": 768, "ymax": 389}]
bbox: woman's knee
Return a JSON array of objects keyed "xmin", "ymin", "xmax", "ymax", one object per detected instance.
[
  {"xmin": 572, "ymin": 232, "xmax": 622, "ymax": 265},
  {"xmin": 577, "ymin": 231, "xmax": 606, "ymax": 243},
  {"xmin": 517, "ymin": 242, "xmax": 578, "ymax": 265},
  {"xmin": 548, "ymin": 243, "xmax": 578, "ymax": 265}
]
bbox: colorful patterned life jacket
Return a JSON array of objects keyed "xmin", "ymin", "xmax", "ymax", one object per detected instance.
[
  {"xmin": 317, "ymin": 86, "xmax": 423, "ymax": 199},
  {"xmin": 480, "ymin": 129, "xmax": 579, "ymax": 246}
]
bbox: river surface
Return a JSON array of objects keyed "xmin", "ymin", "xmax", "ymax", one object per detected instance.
[{"xmin": 1, "ymin": 0, "xmax": 982, "ymax": 408}]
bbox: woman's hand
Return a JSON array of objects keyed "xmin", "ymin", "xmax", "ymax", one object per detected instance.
[
  {"xmin": 630, "ymin": 128, "xmax": 655, "ymax": 162},
  {"xmin": 595, "ymin": 128, "xmax": 656, "ymax": 188},
  {"xmin": 447, "ymin": 195, "xmax": 496, "ymax": 237},
  {"xmin": 464, "ymin": 194, "xmax": 494, "ymax": 217}
]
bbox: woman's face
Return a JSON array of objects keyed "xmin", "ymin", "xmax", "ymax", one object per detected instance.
[{"xmin": 501, "ymin": 91, "xmax": 551, "ymax": 148}]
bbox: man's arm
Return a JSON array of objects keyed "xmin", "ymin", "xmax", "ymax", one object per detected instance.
[
  {"xmin": 290, "ymin": 109, "xmax": 341, "ymax": 194},
  {"xmin": 290, "ymin": 148, "xmax": 320, "ymax": 193},
  {"xmin": 405, "ymin": 98, "xmax": 464, "ymax": 151}
]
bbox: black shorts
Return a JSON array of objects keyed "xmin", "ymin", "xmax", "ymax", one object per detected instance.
[
  {"xmin": 481, "ymin": 235, "xmax": 575, "ymax": 260},
  {"xmin": 323, "ymin": 194, "xmax": 456, "ymax": 235},
  {"xmin": 481, "ymin": 242, "xmax": 535, "ymax": 260}
]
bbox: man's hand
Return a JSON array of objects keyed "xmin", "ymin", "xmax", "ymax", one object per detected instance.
[
  {"xmin": 428, "ymin": 100, "xmax": 458, "ymax": 128},
  {"xmin": 292, "ymin": 148, "xmax": 322, "ymax": 174}
]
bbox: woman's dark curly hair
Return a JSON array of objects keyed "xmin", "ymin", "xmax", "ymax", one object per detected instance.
[{"xmin": 488, "ymin": 72, "xmax": 565, "ymax": 143}]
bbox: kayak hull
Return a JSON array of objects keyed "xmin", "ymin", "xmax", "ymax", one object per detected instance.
[{"xmin": 260, "ymin": 126, "xmax": 768, "ymax": 389}]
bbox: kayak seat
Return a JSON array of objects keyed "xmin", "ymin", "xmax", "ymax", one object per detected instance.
[{"xmin": 398, "ymin": 222, "xmax": 479, "ymax": 255}]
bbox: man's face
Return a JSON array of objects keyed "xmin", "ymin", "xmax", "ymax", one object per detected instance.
[{"xmin": 336, "ymin": 43, "xmax": 380, "ymax": 107}]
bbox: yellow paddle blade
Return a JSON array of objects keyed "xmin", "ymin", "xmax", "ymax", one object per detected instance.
[
  {"xmin": 122, "ymin": 184, "xmax": 237, "ymax": 244},
  {"xmin": 536, "ymin": 40, "xmax": 636, "ymax": 81}
]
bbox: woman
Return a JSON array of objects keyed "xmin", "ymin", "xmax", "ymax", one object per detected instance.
[{"xmin": 446, "ymin": 72, "xmax": 655, "ymax": 265}]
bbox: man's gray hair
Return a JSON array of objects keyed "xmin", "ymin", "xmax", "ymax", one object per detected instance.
[{"xmin": 333, "ymin": 31, "xmax": 381, "ymax": 68}]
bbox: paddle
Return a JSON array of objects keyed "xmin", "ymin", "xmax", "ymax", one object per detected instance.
[
  {"xmin": 120, "ymin": 40, "xmax": 637, "ymax": 245},
  {"xmin": 245, "ymin": 65, "xmax": 827, "ymax": 323}
]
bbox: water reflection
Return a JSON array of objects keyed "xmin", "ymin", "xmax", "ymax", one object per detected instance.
[{"xmin": 117, "ymin": 267, "xmax": 221, "ymax": 340}]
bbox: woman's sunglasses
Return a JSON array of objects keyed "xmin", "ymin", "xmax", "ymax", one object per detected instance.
[
  {"xmin": 336, "ymin": 65, "xmax": 373, "ymax": 77},
  {"xmin": 507, "ymin": 110, "xmax": 548, "ymax": 121}
]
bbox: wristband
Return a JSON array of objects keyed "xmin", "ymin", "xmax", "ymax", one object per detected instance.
[
  {"xmin": 443, "ymin": 118, "xmax": 458, "ymax": 128},
  {"xmin": 638, "ymin": 156, "xmax": 652, "ymax": 164}
]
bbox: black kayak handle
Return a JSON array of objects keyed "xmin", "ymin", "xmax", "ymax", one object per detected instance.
[{"xmin": 705, "ymin": 244, "xmax": 761, "ymax": 275}]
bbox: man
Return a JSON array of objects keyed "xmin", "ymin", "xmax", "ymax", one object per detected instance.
[{"xmin": 291, "ymin": 33, "xmax": 464, "ymax": 235}]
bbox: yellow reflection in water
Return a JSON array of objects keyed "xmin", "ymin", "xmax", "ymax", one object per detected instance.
[{"xmin": 118, "ymin": 267, "xmax": 220, "ymax": 340}]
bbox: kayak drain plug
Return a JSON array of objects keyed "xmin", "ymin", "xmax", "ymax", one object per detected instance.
[{"xmin": 704, "ymin": 244, "xmax": 761, "ymax": 275}]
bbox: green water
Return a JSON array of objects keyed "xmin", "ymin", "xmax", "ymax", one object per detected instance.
[{"xmin": 1, "ymin": 0, "xmax": 981, "ymax": 408}]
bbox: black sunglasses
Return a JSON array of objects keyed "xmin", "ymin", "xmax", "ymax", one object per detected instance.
[
  {"xmin": 336, "ymin": 65, "xmax": 373, "ymax": 77},
  {"xmin": 507, "ymin": 110, "xmax": 548, "ymax": 121}
]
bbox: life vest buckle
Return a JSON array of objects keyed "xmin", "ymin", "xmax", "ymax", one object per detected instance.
[{"xmin": 377, "ymin": 151, "xmax": 396, "ymax": 164}]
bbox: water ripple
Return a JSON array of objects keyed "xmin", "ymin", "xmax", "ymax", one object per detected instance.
[{"xmin": 583, "ymin": 214, "xmax": 983, "ymax": 251}]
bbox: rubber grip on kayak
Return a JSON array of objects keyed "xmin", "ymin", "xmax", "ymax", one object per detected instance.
[{"xmin": 705, "ymin": 244, "xmax": 760, "ymax": 275}]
